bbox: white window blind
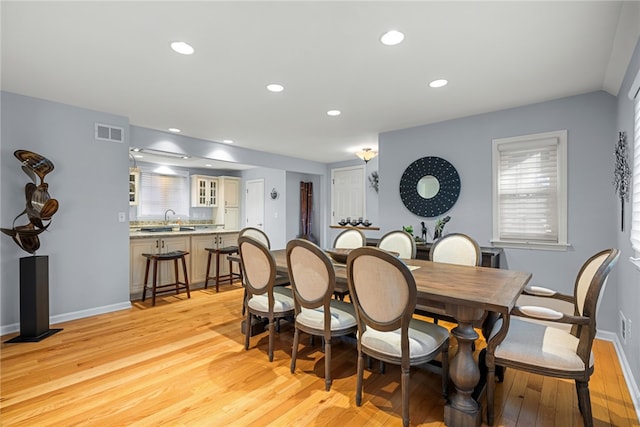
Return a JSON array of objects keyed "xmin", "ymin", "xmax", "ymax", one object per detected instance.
[
  {"xmin": 138, "ymin": 169, "xmax": 189, "ymax": 220},
  {"xmin": 631, "ymin": 94, "xmax": 640, "ymax": 253},
  {"xmin": 492, "ymin": 130, "xmax": 567, "ymax": 249}
]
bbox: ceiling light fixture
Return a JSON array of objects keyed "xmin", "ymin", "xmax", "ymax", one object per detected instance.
[
  {"xmin": 266, "ymin": 83, "xmax": 284, "ymax": 93},
  {"xmin": 380, "ymin": 30, "xmax": 405, "ymax": 46},
  {"xmin": 355, "ymin": 148, "xmax": 378, "ymax": 163},
  {"xmin": 327, "ymin": 110, "xmax": 341, "ymax": 116},
  {"xmin": 139, "ymin": 148, "xmax": 190, "ymax": 159},
  {"xmin": 222, "ymin": 139, "xmax": 234, "ymax": 144},
  {"xmin": 429, "ymin": 79, "xmax": 448, "ymax": 88},
  {"xmin": 170, "ymin": 41, "xmax": 194, "ymax": 55},
  {"xmin": 168, "ymin": 128, "xmax": 181, "ymax": 133}
]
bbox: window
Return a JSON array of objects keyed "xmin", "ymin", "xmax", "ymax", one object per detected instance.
[
  {"xmin": 137, "ymin": 167, "xmax": 190, "ymax": 220},
  {"xmin": 492, "ymin": 130, "xmax": 568, "ymax": 250},
  {"xmin": 331, "ymin": 166, "xmax": 365, "ymax": 225}
]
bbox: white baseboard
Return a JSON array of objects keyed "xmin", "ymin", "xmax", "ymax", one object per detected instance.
[
  {"xmin": 597, "ymin": 329, "xmax": 640, "ymax": 422},
  {"xmin": 0, "ymin": 301, "xmax": 132, "ymax": 337}
]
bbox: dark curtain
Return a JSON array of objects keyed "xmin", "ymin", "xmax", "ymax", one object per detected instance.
[{"xmin": 298, "ymin": 181, "xmax": 317, "ymax": 243}]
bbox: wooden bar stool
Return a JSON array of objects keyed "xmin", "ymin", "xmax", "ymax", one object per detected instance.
[
  {"xmin": 141, "ymin": 251, "xmax": 190, "ymax": 306},
  {"xmin": 204, "ymin": 246, "xmax": 242, "ymax": 292}
]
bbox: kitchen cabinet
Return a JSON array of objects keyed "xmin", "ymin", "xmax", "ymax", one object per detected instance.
[
  {"xmin": 130, "ymin": 235, "xmax": 190, "ymax": 297},
  {"xmin": 129, "ymin": 169, "xmax": 139, "ymax": 206},
  {"xmin": 190, "ymin": 233, "xmax": 239, "ymax": 285},
  {"xmin": 215, "ymin": 177, "xmax": 241, "ymax": 227},
  {"xmin": 191, "ymin": 175, "xmax": 218, "ymax": 207}
]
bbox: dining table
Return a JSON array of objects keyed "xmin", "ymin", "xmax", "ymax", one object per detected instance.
[{"xmin": 269, "ymin": 248, "xmax": 532, "ymax": 427}]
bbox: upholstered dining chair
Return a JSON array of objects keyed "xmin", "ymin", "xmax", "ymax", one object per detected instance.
[
  {"xmin": 333, "ymin": 228, "xmax": 366, "ymax": 249},
  {"xmin": 417, "ymin": 233, "xmax": 481, "ymax": 323},
  {"xmin": 377, "ymin": 229, "xmax": 416, "ymax": 259},
  {"xmin": 238, "ymin": 235, "xmax": 295, "ymax": 362},
  {"xmin": 238, "ymin": 227, "xmax": 289, "ymax": 315},
  {"xmin": 485, "ymin": 248, "xmax": 620, "ymax": 427},
  {"xmin": 286, "ymin": 239, "xmax": 358, "ymax": 391},
  {"xmin": 346, "ymin": 246, "xmax": 450, "ymax": 427}
]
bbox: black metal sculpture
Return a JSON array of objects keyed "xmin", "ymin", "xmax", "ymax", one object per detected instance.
[{"xmin": 1, "ymin": 150, "xmax": 59, "ymax": 254}]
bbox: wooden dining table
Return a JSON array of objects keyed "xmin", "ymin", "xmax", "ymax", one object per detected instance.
[{"xmin": 269, "ymin": 248, "xmax": 532, "ymax": 427}]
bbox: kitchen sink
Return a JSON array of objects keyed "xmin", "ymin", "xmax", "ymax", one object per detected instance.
[{"xmin": 140, "ymin": 226, "xmax": 195, "ymax": 232}]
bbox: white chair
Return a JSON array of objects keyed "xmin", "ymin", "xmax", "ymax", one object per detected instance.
[
  {"xmin": 346, "ymin": 246, "xmax": 449, "ymax": 427},
  {"xmin": 333, "ymin": 228, "xmax": 366, "ymax": 249},
  {"xmin": 377, "ymin": 230, "xmax": 416, "ymax": 259},
  {"xmin": 485, "ymin": 249, "xmax": 620, "ymax": 427},
  {"xmin": 239, "ymin": 235, "xmax": 295, "ymax": 362},
  {"xmin": 286, "ymin": 239, "xmax": 357, "ymax": 391}
]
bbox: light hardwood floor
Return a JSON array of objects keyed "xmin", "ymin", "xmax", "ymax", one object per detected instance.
[{"xmin": 1, "ymin": 284, "xmax": 638, "ymax": 426}]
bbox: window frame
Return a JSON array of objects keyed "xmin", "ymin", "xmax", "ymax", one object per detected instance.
[
  {"xmin": 136, "ymin": 166, "xmax": 190, "ymax": 221},
  {"xmin": 491, "ymin": 130, "xmax": 569, "ymax": 251},
  {"xmin": 630, "ymin": 79, "xmax": 640, "ymax": 259}
]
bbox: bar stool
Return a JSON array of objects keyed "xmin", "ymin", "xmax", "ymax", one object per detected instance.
[
  {"xmin": 204, "ymin": 246, "xmax": 243, "ymax": 292},
  {"xmin": 141, "ymin": 250, "xmax": 190, "ymax": 306}
]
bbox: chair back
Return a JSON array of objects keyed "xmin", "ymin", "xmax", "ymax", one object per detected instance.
[
  {"xmin": 573, "ymin": 248, "xmax": 620, "ymax": 337},
  {"xmin": 429, "ymin": 233, "xmax": 481, "ymax": 266},
  {"xmin": 286, "ymin": 239, "xmax": 334, "ymax": 312},
  {"xmin": 377, "ymin": 230, "xmax": 416, "ymax": 259},
  {"xmin": 239, "ymin": 227, "xmax": 271, "ymax": 249},
  {"xmin": 333, "ymin": 228, "xmax": 366, "ymax": 249},
  {"xmin": 238, "ymin": 235, "xmax": 276, "ymax": 295},
  {"xmin": 347, "ymin": 246, "xmax": 416, "ymax": 333}
]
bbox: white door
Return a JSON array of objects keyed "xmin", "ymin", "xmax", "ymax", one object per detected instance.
[{"xmin": 245, "ymin": 179, "xmax": 265, "ymax": 230}]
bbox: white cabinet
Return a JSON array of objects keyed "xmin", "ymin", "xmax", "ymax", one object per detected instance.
[
  {"xmin": 129, "ymin": 236, "xmax": 190, "ymax": 297},
  {"xmin": 190, "ymin": 233, "xmax": 239, "ymax": 285},
  {"xmin": 215, "ymin": 177, "xmax": 241, "ymax": 228},
  {"xmin": 129, "ymin": 169, "xmax": 139, "ymax": 206},
  {"xmin": 191, "ymin": 175, "xmax": 218, "ymax": 207}
]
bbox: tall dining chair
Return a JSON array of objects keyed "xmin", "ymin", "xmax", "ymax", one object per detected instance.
[
  {"xmin": 286, "ymin": 239, "xmax": 358, "ymax": 391},
  {"xmin": 485, "ymin": 249, "xmax": 620, "ymax": 427},
  {"xmin": 417, "ymin": 233, "xmax": 481, "ymax": 323},
  {"xmin": 333, "ymin": 228, "xmax": 366, "ymax": 249},
  {"xmin": 238, "ymin": 235, "xmax": 295, "ymax": 362},
  {"xmin": 238, "ymin": 227, "xmax": 289, "ymax": 315},
  {"xmin": 346, "ymin": 246, "xmax": 450, "ymax": 427},
  {"xmin": 377, "ymin": 229, "xmax": 416, "ymax": 259}
]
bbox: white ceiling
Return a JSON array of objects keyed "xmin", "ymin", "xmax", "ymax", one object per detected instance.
[{"xmin": 2, "ymin": 1, "xmax": 638, "ymax": 164}]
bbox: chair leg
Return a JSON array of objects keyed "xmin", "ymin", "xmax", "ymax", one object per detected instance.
[
  {"xmin": 576, "ymin": 380, "xmax": 593, "ymax": 427},
  {"xmin": 356, "ymin": 350, "xmax": 364, "ymax": 406},
  {"xmin": 241, "ymin": 288, "xmax": 247, "ymax": 315},
  {"xmin": 325, "ymin": 337, "xmax": 332, "ymax": 391},
  {"xmin": 244, "ymin": 311, "xmax": 252, "ymax": 351},
  {"xmin": 401, "ymin": 365, "xmax": 410, "ymax": 427},
  {"xmin": 268, "ymin": 318, "xmax": 275, "ymax": 362},
  {"xmin": 204, "ymin": 251, "xmax": 213, "ymax": 289},
  {"xmin": 291, "ymin": 327, "xmax": 299, "ymax": 374},
  {"xmin": 142, "ymin": 258, "xmax": 151, "ymax": 302},
  {"xmin": 181, "ymin": 255, "xmax": 190, "ymax": 298}
]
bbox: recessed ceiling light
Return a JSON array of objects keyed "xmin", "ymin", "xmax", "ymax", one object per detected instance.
[
  {"xmin": 266, "ymin": 83, "xmax": 284, "ymax": 93},
  {"xmin": 134, "ymin": 154, "xmax": 143, "ymax": 158},
  {"xmin": 222, "ymin": 139, "xmax": 234, "ymax": 144},
  {"xmin": 168, "ymin": 128, "xmax": 181, "ymax": 133},
  {"xmin": 170, "ymin": 41, "xmax": 194, "ymax": 55},
  {"xmin": 429, "ymin": 79, "xmax": 448, "ymax": 88},
  {"xmin": 132, "ymin": 148, "xmax": 140, "ymax": 152},
  {"xmin": 327, "ymin": 110, "xmax": 341, "ymax": 116},
  {"xmin": 380, "ymin": 30, "xmax": 405, "ymax": 46},
  {"xmin": 205, "ymin": 164, "xmax": 212, "ymax": 167}
]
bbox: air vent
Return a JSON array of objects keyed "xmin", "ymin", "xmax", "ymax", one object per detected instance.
[{"xmin": 95, "ymin": 123, "xmax": 124, "ymax": 143}]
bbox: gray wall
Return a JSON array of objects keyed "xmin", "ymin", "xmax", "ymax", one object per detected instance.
[
  {"xmin": 1, "ymin": 92, "xmax": 131, "ymax": 332},
  {"xmin": 379, "ymin": 91, "xmax": 618, "ymax": 329},
  {"xmin": 616, "ymin": 37, "xmax": 640, "ymax": 394}
]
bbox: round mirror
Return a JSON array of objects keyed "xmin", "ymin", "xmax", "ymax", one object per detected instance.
[
  {"xmin": 399, "ymin": 156, "xmax": 460, "ymax": 217},
  {"xmin": 417, "ymin": 175, "xmax": 440, "ymax": 199}
]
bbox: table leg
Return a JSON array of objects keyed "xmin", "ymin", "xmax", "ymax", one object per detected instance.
[{"xmin": 444, "ymin": 306, "xmax": 484, "ymax": 427}]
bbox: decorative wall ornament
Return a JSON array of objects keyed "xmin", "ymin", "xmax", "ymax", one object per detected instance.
[
  {"xmin": 399, "ymin": 156, "xmax": 460, "ymax": 217},
  {"xmin": 1, "ymin": 150, "xmax": 59, "ymax": 254},
  {"xmin": 270, "ymin": 188, "xmax": 279, "ymax": 200},
  {"xmin": 368, "ymin": 171, "xmax": 379, "ymax": 193},
  {"xmin": 614, "ymin": 131, "xmax": 631, "ymax": 231}
]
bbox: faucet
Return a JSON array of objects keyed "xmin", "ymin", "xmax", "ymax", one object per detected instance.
[{"xmin": 164, "ymin": 209, "xmax": 175, "ymax": 224}]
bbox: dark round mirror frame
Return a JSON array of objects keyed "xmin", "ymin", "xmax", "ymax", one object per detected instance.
[{"xmin": 399, "ymin": 156, "xmax": 460, "ymax": 217}]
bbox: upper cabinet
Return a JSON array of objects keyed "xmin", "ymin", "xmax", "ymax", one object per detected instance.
[
  {"xmin": 215, "ymin": 176, "xmax": 241, "ymax": 228},
  {"xmin": 222, "ymin": 177, "xmax": 240, "ymax": 207},
  {"xmin": 129, "ymin": 168, "xmax": 139, "ymax": 206},
  {"xmin": 191, "ymin": 175, "xmax": 218, "ymax": 207}
]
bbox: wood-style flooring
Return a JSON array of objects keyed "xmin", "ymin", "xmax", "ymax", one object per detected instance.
[{"xmin": 1, "ymin": 284, "xmax": 638, "ymax": 426}]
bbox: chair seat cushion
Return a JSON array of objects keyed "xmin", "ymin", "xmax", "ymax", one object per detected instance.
[
  {"xmin": 491, "ymin": 317, "xmax": 593, "ymax": 371},
  {"xmin": 248, "ymin": 287, "xmax": 294, "ymax": 314},
  {"xmin": 296, "ymin": 300, "xmax": 357, "ymax": 331},
  {"xmin": 361, "ymin": 318, "xmax": 449, "ymax": 360}
]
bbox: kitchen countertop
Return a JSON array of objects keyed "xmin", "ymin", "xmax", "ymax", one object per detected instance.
[{"xmin": 129, "ymin": 227, "xmax": 240, "ymax": 239}]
